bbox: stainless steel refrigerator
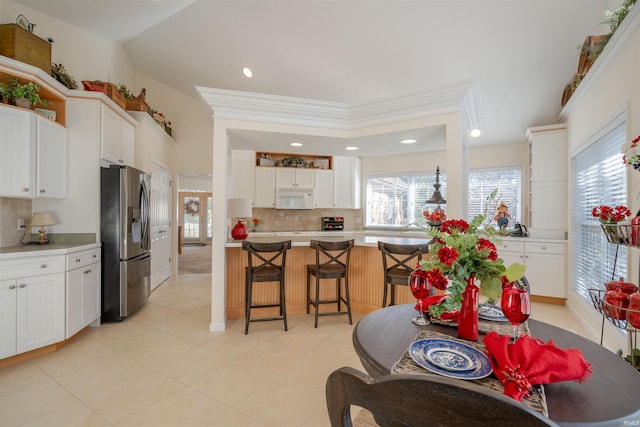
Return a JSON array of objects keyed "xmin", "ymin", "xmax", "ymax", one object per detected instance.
[{"xmin": 100, "ymin": 165, "xmax": 151, "ymax": 322}]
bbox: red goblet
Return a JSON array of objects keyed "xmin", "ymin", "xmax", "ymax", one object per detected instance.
[
  {"xmin": 409, "ymin": 270, "xmax": 432, "ymax": 326},
  {"xmin": 501, "ymin": 282, "xmax": 531, "ymax": 342}
]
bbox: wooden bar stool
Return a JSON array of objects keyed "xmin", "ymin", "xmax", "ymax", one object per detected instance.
[
  {"xmin": 306, "ymin": 239, "xmax": 354, "ymax": 328},
  {"xmin": 242, "ymin": 240, "xmax": 291, "ymax": 335},
  {"xmin": 378, "ymin": 241, "xmax": 431, "ymax": 307}
]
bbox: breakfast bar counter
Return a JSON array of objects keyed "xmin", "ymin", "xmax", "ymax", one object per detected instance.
[{"xmin": 224, "ymin": 231, "xmax": 432, "ymax": 319}]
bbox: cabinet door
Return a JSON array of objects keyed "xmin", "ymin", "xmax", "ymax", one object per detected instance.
[
  {"xmin": 295, "ymin": 169, "xmax": 315, "ymax": 188},
  {"xmin": 0, "ymin": 280, "xmax": 17, "ymax": 359},
  {"xmin": 231, "ymin": 150, "xmax": 255, "ymax": 199},
  {"xmin": 333, "ymin": 156, "xmax": 361, "ymax": 209},
  {"xmin": 119, "ymin": 120, "xmax": 135, "ymax": 167},
  {"xmin": 275, "ymin": 168, "xmax": 296, "ymax": 187},
  {"xmin": 254, "ymin": 168, "xmax": 276, "ymax": 207},
  {"xmin": 16, "ymin": 273, "xmax": 65, "ymax": 353},
  {"xmin": 0, "ymin": 106, "xmax": 35, "ymax": 197},
  {"xmin": 36, "ymin": 117, "xmax": 68, "ymax": 199},
  {"xmin": 65, "ymin": 267, "xmax": 84, "ymax": 338},
  {"xmin": 525, "ymin": 243, "xmax": 566, "ymax": 298},
  {"xmin": 314, "ymin": 170, "xmax": 333, "ymax": 208},
  {"xmin": 84, "ymin": 263, "xmax": 101, "ymax": 327},
  {"xmin": 101, "ymin": 105, "xmax": 121, "ymax": 164}
]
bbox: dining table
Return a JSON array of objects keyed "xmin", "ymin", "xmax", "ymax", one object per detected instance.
[{"xmin": 352, "ymin": 304, "xmax": 640, "ymax": 426}]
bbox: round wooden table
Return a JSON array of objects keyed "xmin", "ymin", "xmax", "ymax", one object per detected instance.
[{"xmin": 352, "ymin": 304, "xmax": 640, "ymax": 426}]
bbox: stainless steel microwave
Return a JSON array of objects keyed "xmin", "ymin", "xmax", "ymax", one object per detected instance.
[{"xmin": 275, "ymin": 188, "xmax": 314, "ymax": 209}]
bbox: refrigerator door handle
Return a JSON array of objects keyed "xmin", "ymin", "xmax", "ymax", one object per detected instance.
[{"xmin": 140, "ymin": 177, "xmax": 150, "ymax": 251}]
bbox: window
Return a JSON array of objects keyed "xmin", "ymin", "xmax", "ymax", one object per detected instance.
[
  {"xmin": 571, "ymin": 122, "xmax": 627, "ymax": 301},
  {"xmin": 366, "ymin": 172, "xmax": 446, "ymax": 227},
  {"xmin": 365, "ymin": 167, "xmax": 521, "ymax": 227},
  {"xmin": 467, "ymin": 168, "xmax": 521, "ymax": 225}
]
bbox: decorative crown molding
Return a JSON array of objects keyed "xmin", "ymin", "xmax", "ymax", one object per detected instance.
[{"xmin": 196, "ymin": 77, "xmax": 481, "ymax": 132}]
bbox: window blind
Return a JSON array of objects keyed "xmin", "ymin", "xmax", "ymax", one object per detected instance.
[
  {"xmin": 571, "ymin": 122, "xmax": 627, "ymax": 301},
  {"xmin": 467, "ymin": 168, "xmax": 521, "ymax": 225}
]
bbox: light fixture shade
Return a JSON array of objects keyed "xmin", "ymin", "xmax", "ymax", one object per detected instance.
[
  {"xmin": 28, "ymin": 212, "xmax": 56, "ymax": 227},
  {"xmin": 227, "ymin": 198, "xmax": 253, "ymax": 218}
]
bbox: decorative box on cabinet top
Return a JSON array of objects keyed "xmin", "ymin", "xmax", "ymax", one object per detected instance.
[{"xmin": 0, "ymin": 24, "xmax": 51, "ymax": 74}]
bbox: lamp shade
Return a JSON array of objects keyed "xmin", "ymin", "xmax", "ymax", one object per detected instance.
[
  {"xmin": 227, "ymin": 198, "xmax": 253, "ymax": 218},
  {"xmin": 28, "ymin": 212, "xmax": 56, "ymax": 227}
]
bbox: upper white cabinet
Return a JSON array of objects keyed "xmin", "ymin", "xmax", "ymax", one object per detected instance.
[
  {"xmin": 526, "ymin": 125, "xmax": 567, "ymax": 239},
  {"xmin": 275, "ymin": 168, "xmax": 315, "ymax": 188},
  {"xmin": 314, "ymin": 169, "xmax": 333, "ymax": 208},
  {"xmin": 129, "ymin": 111, "xmax": 175, "ymax": 173},
  {"xmin": 0, "ymin": 105, "xmax": 67, "ymax": 199},
  {"xmin": 254, "ymin": 167, "xmax": 276, "ymax": 208},
  {"xmin": 101, "ymin": 104, "xmax": 135, "ymax": 166},
  {"xmin": 231, "ymin": 149, "xmax": 255, "ymax": 200},
  {"xmin": 333, "ymin": 156, "xmax": 361, "ymax": 209},
  {"xmin": 36, "ymin": 117, "xmax": 68, "ymax": 199}
]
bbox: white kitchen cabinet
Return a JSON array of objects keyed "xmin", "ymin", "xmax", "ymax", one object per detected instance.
[
  {"xmin": 36, "ymin": 116, "xmax": 68, "ymax": 199},
  {"xmin": 314, "ymin": 169, "xmax": 333, "ymax": 208},
  {"xmin": 333, "ymin": 156, "xmax": 361, "ymax": 209},
  {"xmin": 254, "ymin": 167, "xmax": 276, "ymax": 207},
  {"xmin": 101, "ymin": 104, "xmax": 135, "ymax": 166},
  {"xmin": 275, "ymin": 168, "xmax": 315, "ymax": 188},
  {"xmin": 0, "ymin": 105, "xmax": 68, "ymax": 199},
  {"xmin": 65, "ymin": 247, "xmax": 101, "ymax": 338},
  {"xmin": 497, "ymin": 239, "xmax": 567, "ymax": 299},
  {"xmin": 0, "ymin": 254, "xmax": 66, "ymax": 359},
  {"xmin": 526, "ymin": 125, "xmax": 567, "ymax": 239},
  {"xmin": 231, "ymin": 149, "xmax": 255, "ymax": 200}
]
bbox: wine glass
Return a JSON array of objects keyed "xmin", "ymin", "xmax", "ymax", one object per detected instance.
[
  {"xmin": 409, "ymin": 270, "xmax": 432, "ymax": 326},
  {"xmin": 501, "ymin": 283, "xmax": 531, "ymax": 342}
]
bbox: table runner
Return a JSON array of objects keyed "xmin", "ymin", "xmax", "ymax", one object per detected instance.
[{"xmin": 391, "ymin": 328, "xmax": 548, "ymax": 418}]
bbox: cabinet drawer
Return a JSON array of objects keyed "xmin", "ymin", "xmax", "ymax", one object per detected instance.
[
  {"xmin": 66, "ymin": 248, "xmax": 101, "ymax": 270},
  {"xmin": 525, "ymin": 242, "xmax": 565, "ymax": 255},
  {"xmin": 497, "ymin": 241, "xmax": 524, "ymax": 253},
  {"xmin": 0, "ymin": 255, "xmax": 65, "ymax": 280}
]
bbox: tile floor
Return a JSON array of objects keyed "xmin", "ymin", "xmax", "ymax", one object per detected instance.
[{"xmin": 0, "ymin": 273, "xmax": 591, "ymax": 427}]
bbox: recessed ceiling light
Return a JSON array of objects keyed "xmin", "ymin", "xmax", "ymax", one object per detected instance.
[
  {"xmin": 290, "ymin": 142, "xmax": 302, "ymax": 147},
  {"xmin": 345, "ymin": 146, "xmax": 359, "ymax": 151},
  {"xmin": 242, "ymin": 67, "xmax": 253, "ymax": 78},
  {"xmin": 470, "ymin": 129, "xmax": 482, "ymax": 138},
  {"xmin": 401, "ymin": 139, "xmax": 417, "ymax": 144}
]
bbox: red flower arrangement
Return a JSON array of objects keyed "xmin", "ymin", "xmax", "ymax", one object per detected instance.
[
  {"xmin": 417, "ymin": 217, "xmax": 525, "ymax": 318},
  {"xmin": 591, "ymin": 205, "xmax": 631, "ymax": 224}
]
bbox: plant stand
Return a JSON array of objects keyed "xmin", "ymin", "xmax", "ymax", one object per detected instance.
[{"xmin": 588, "ymin": 223, "xmax": 640, "ymax": 368}]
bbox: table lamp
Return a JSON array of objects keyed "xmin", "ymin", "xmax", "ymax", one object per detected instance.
[
  {"xmin": 227, "ymin": 198, "xmax": 252, "ymax": 240},
  {"xmin": 28, "ymin": 212, "xmax": 56, "ymax": 244}
]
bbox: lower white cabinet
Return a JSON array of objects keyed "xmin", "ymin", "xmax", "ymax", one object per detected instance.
[
  {"xmin": 0, "ymin": 255, "xmax": 65, "ymax": 359},
  {"xmin": 66, "ymin": 247, "xmax": 101, "ymax": 338},
  {"xmin": 498, "ymin": 239, "xmax": 567, "ymax": 298}
]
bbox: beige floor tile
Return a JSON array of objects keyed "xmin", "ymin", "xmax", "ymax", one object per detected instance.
[
  {"xmin": 55, "ymin": 357, "xmax": 143, "ymax": 398},
  {"xmin": 80, "ymin": 367, "xmax": 182, "ymax": 425},
  {"xmin": 0, "ymin": 362, "xmax": 50, "ymax": 397},
  {"xmin": 209, "ymin": 408, "xmax": 269, "ymax": 427},
  {"xmin": 21, "ymin": 400, "xmax": 110, "ymax": 427},
  {"xmin": 34, "ymin": 339, "xmax": 118, "ymax": 378},
  {"xmin": 235, "ymin": 375, "xmax": 325, "ymax": 427},
  {"xmin": 116, "ymin": 386, "xmax": 229, "ymax": 427},
  {"xmin": 189, "ymin": 358, "xmax": 275, "ymax": 406},
  {"xmin": 152, "ymin": 346, "xmax": 234, "ymax": 385},
  {"xmin": 0, "ymin": 380, "xmax": 77, "ymax": 426}
]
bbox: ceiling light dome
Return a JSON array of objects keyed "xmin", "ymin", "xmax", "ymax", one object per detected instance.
[
  {"xmin": 470, "ymin": 129, "xmax": 482, "ymax": 138},
  {"xmin": 242, "ymin": 67, "xmax": 253, "ymax": 78}
]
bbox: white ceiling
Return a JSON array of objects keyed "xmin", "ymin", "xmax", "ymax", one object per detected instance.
[{"xmin": 15, "ymin": 0, "xmax": 612, "ymax": 157}]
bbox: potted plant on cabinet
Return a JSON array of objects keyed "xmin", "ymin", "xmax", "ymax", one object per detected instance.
[{"xmin": 0, "ymin": 78, "xmax": 49, "ymax": 109}]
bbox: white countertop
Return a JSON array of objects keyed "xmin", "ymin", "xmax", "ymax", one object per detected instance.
[
  {"xmin": 0, "ymin": 242, "xmax": 101, "ymax": 260},
  {"xmin": 224, "ymin": 230, "xmax": 564, "ymax": 248}
]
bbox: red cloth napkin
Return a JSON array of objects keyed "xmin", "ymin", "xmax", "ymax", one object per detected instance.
[{"xmin": 483, "ymin": 332, "xmax": 592, "ymax": 401}]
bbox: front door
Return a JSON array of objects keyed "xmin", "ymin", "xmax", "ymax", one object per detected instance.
[{"xmin": 179, "ymin": 191, "xmax": 212, "ymax": 244}]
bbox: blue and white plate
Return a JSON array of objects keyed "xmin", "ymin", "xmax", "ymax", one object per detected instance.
[
  {"xmin": 478, "ymin": 305, "xmax": 509, "ymax": 322},
  {"xmin": 409, "ymin": 339, "xmax": 493, "ymax": 380},
  {"xmin": 425, "ymin": 346, "xmax": 476, "ymax": 371}
]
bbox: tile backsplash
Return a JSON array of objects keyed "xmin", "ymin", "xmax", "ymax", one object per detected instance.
[
  {"xmin": 0, "ymin": 198, "xmax": 32, "ymax": 248},
  {"xmin": 249, "ymin": 208, "xmax": 363, "ymax": 232}
]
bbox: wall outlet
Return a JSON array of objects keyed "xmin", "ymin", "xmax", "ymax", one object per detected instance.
[
  {"xmin": 18, "ymin": 218, "xmax": 24, "ymax": 231},
  {"xmin": 355, "ymin": 217, "xmax": 361, "ymax": 225}
]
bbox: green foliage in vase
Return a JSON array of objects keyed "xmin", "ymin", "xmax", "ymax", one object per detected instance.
[
  {"xmin": 50, "ymin": 63, "xmax": 78, "ymax": 90},
  {"xmin": 0, "ymin": 77, "xmax": 50, "ymax": 107}
]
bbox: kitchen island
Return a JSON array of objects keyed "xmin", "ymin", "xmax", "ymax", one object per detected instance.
[{"xmin": 225, "ymin": 232, "xmax": 432, "ymax": 319}]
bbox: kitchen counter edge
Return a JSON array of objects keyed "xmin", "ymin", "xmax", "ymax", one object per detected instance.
[{"xmin": 0, "ymin": 242, "xmax": 101, "ymax": 260}]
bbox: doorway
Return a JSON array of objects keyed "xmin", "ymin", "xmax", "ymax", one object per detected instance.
[{"xmin": 179, "ymin": 191, "xmax": 212, "ymax": 245}]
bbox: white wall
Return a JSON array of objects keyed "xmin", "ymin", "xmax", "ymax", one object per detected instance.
[{"xmin": 563, "ymin": 8, "xmax": 640, "ymax": 351}]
